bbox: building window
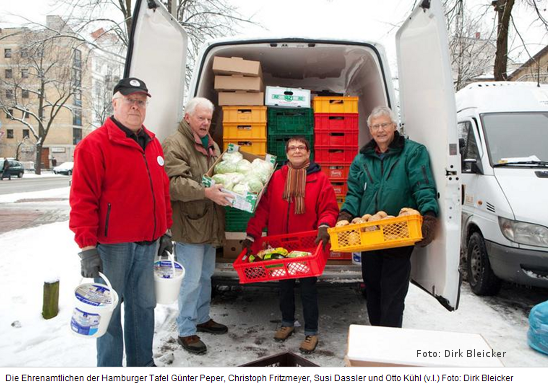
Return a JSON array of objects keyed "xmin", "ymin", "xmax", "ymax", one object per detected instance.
[
  {"xmin": 74, "ymin": 89, "xmax": 82, "ymax": 107},
  {"xmin": 6, "ymin": 90, "xmax": 13, "ymax": 99},
  {"xmin": 73, "ymin": 127, "xmax": 82, "ymax": 145},
  {"xmin": 24, "ymin": 112, "xmax": 30, "ymax": 119},
  {"xmin": 72, "ymin": 68, "xmax": 81, "ymax": 87},
  {"xmin": 6, "ymin": 109, "xmax": 13, "ymax": 118},
  {"xmin": 21, "ymin": 69, "xmax": 29, "ymax": 78},
  {"xmin": 5, "ymin": 69, "xmax": 12, "ymax": 78},
  {"xmin": 4, "ymin": 48, "xmax": 11, "ymax": 58},
  {"xmin": 73, "ymin": 49, "xmax": 82, "ymax": 69},
  {"xmin": 73, "ymin": 108, "xmax": 82, "ymax": 126},
  {"xmin": 7, "ymin": 129, "xmax": 14, "ymax": 139},
  {"xmin": 22, "ymin": 89, "xmax": 29, "ymax": 99},
  {"xmin": 22, "ymin": 129, "xmax": 29, "ymax": 138},
  {"xmin": 20, "ymin": 48, "xmax": 28, "ymax": 58}
]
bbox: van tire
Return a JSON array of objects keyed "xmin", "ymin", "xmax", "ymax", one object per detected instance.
[{"xmin": 466, "ymin": 232, "xmax": 501, "ymax": 296}]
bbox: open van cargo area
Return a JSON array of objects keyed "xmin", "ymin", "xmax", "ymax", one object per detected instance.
[
  {"xmin": 192, "ymin": 40, "xmax": 394, "ymax": 149},
  {"xmin": 190, "ymin": 40, "xmax": 394, "ymax": 283}
]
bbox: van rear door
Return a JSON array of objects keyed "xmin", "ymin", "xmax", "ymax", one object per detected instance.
[
  {"xmin": 396, "ymin": 0, "xmax": 461, "ymax": 310},
  {"xmin": 125, "ymin": 0, "xmax": 188, "ymax": 142}
]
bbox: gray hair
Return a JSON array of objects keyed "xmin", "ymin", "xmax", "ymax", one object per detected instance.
[
  {"xmin": 366, "ymin": 106, "xmax": 397, "ymax": 127},
  {"xmin": 112, "ymin": 91, "xmax": 123, "ymax": 101},
  {"xmin": 185, "ymin": 97, "xmax": 215, "ymax": 116}
]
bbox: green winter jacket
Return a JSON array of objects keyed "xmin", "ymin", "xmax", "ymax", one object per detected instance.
[{"xmin": 341, "ymin": 131, "xmax": 439, "ymax": 218}]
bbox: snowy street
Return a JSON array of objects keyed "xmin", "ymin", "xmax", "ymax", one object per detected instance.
[{"xmin": 1, "ymin": 183, "xmax": 547, "ymax": 369}]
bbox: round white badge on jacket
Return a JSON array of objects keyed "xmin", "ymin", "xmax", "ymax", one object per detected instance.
[{"xmin": 157, "ymin": 156, "xmax": 164, "ymax": 166}]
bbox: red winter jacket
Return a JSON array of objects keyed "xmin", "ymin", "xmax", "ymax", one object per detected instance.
[
  {"xmin": 69, "ymin": 118, "xmax": 172, "ymax": 248},
  {"xmin": 246, "ymin": 163, "xmax": 339, "ymax": 239}
]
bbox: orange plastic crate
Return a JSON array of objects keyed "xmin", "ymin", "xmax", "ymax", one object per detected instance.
[
  {"xmin": 223, "ymin": 123, "xmax": 266, "ymax": 139},
  {"xmin": 223, "ymin": 138, "xmax": 266, "ymax": 155},
  {"xmin": 313, "ymin": 96, "xmax": 359, "ymax": 114},
  {"xmin": 327, "ymin": 251, "xmax": 352, "ymax": 260},
  {"xmin": 222, "ymin": 106, "xmax": 267, "ymax": 123},
  {"xmin": 328, "ymin": 214, "xmax": 423, "ymax": 253},
  {"xmin": 336, "ymin": 195, "xmax": 346, "ymax": 209},
  {"xmin": 232, "ymin": 231, "xmax": 327, "ymax": 284}
]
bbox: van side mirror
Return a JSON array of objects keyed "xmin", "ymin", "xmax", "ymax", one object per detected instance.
[{"xmin": 463, "ymin": 158, "xmax": 484, "ymax": 175}]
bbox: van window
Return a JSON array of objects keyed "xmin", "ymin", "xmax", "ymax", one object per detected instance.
[
  {"xmin": 459, "ymin": 121, "xmax": 481, "ymax": 173},
  {"xmin": 481, "ymin": 112, "xmax": 548, "ymax": 165}
]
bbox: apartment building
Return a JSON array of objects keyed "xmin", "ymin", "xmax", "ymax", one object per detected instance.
[{"xmin": 0, "ymin": 16, "xmax": 125, "ymax": 169}]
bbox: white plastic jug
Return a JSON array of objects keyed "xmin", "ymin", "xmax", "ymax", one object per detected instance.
[
  {"xmin": 70, "ymin": 272, "xmax": 118, "ymax": 338},
  {"xmin": 154, "ymin": 253, "xmax": 184, "ymax": 305}
]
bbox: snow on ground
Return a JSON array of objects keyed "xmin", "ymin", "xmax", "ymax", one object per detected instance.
[{"xmin": 1, "ymin": 188, "xmax": 547, "ymax": 371}]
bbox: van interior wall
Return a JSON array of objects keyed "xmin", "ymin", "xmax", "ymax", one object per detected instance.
[{"xmin": 196, "ymin": 43, "xmax": 390, "ymax": 152}]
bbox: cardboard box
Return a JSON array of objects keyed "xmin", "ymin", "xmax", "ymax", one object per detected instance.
[
  {"xmin": 265, "ymin": 86, "xmax": 311, "ymax": 108},
  {"xmin": 218, "ymin": 91, "xmax": 264, "ymax": 106},
  {"xmin": 202, "ymin": 144, "xmax": 276, "ymax": 213},
  {"xmin": 214, "ymin": 75, "xmax": 264, "ymax": 92},
  {"xmin": 223, "ymin": 232, "xmax": 246, "ymax": 260},
  {"xmin": 212, "ymin": 56, "xmax": 262, "ymax": 77},
  {"xmin": 345, "ymin": 325, "xmax": 505, "ymax": 367}
]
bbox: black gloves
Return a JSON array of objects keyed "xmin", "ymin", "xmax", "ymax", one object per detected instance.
[
  {"xmin": 337, "ymin": 210, "xmax": 353, "ymax": 223},
  {"xmin": 158, "ymin": 232, "xmax": 173, "ymax": 256},
  {"xmin": 417, "ymin": 215, "xmax": 438, "ymax": 247},
  {"xmin": 79, "ymin": 248, "xmax": 103, "ymax": 278},
  {"xmin": 241, "ymin": 238, "xmax": 254, "ymax": 253},
  {"xmin": 315, "ymin": 226, "xmax": 330, "ymax": 250}
]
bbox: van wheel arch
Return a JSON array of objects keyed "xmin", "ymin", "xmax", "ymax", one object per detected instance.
[{"xmin": 466, "ymin": 232, "xmax": 501, "ymax": 296}]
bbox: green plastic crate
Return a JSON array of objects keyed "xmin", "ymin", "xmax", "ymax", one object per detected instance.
[
  {"xmin": 225, "ymin": 207, "xmax": 255, "ymax": 232},
  {"xmin": 267, "ymin": 134, "xmax": 314, "ymax": 161},
  {"xmin": 267, "ymin": 108, "xmax": 314, "ymax": 135}
]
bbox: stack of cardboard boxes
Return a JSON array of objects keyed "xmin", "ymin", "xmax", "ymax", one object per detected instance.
[
  {"xmin": 213, "ymin": 56, "xmax": 267, "ymax": 156},
  {"xmin": 213, "ymin": 56, "xmax": 268, "ymax": 255}
]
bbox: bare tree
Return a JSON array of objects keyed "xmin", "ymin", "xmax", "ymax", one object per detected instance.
[
  {"xmin": 0, "ymin": 26, "xmax": 89, "ymax": 174},
  {"xmin": 60, "ymin": 0, "xmax": 258, "ymax": 84},
  {"xmin": 447, "ymin": 2, "xmax": 497, "ymax": 89},
  {"xmin": 444, "ymin": 0, "xmax": 548, "ymax": 82}
]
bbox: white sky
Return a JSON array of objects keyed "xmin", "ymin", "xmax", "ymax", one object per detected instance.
[{"xmin": 0, "ymin": 0, "xmax": 547, "ymax": 64}]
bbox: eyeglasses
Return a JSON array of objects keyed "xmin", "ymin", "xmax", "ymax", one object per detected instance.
[
  {"xmin": 370, "ymin": 122, "xmax": 393, "ymax": 130},
  {"xmin": 120, "ymin": 97, "xmax": 148, "ymax": 108},
  {"xmin": 287, "ymin": 145, "xmax": 307, "ymax": 152}
]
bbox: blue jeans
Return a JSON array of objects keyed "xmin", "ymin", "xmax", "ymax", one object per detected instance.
[
  {"xmin": 175, "ymin": 242, "xmax": 216, "ymax": 337},
  {"xmin": 95, "ymin": 242, "xmax": 157, "ymax": 367},
  {"xmin": 279, "ymin": 277, "xmax": 319, "ymax": 336}
]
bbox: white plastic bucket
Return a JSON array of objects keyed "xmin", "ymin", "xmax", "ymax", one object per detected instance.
[
  {"xmin": 154, "ymin": 254, "xmax": 184, "ymax": 305},
  {"xmin": 70, "ymin": 272, "xmax": 118, "ymax": 338}
]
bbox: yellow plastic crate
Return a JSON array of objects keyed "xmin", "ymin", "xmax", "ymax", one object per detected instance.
[
  {"xmin": 222, "ymin": 106, "xmax": 267, "ymax": 123},
  {"xmin": 223, "ymin": 123, "xmax": 266, "ymax": 139},
  {"xmin": 328, "ymin": 214, "xmax": 423, "ymax": 252},
  {"xmin": 223, "ymin": 138, "xmax": 267, "ymax": 155},
  {"xmin": 313, "ymin": 96, "xmax": 359, "ymax": 114}
]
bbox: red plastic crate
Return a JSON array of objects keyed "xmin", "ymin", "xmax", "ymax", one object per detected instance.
[
  {"xmin": 232, "ymin": 231, "xmax": 327, "ymax": 284},
  {"xmin": 321, "ymin": 164, "xmax": 351, "ymax": 180},
  {"xmin": 327, "ymin": 251, "xmax": 352, "ymax": 260},
  {"xmin": 330, "ymin": 180, "xmax": 348, "ymax": 196},
  {"xmin": 315, "ymin": 147, "xmax": 358, "ymax": 164},
  {"xmin": 314, "ymin": 113, "xmax": 359, "ymax": 131},
  {"xmin": 315, "ymin": 130, "xmax": 358, "ymax": 147}
]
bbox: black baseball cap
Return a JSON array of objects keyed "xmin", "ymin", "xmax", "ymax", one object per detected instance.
[{"xmin": 113, "ymin": 77, "xmax": 151, "ymax": 97}]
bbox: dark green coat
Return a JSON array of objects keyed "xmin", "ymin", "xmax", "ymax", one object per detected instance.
[{"xmin": 341, "ymin": 131, "xmax": 439, "ymax": 218}]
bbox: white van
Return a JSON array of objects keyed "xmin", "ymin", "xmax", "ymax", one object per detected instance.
[
  {"xmin": 125, "ymin": 0, "xmax": 462, "ymax": 310},
  {"xmin": 457, "ymin": 82, "xmax": 548, "ymax": 295}
]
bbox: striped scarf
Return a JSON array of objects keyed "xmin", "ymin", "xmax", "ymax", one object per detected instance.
[{"xmin": 283, "ymin": 161, "xmax": 309, "ymax": 215}]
